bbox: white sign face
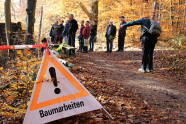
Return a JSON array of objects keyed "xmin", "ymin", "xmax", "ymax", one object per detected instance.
[{"xmin": 23, "ymin": 50, "xmax": 103, "ymax": 124}]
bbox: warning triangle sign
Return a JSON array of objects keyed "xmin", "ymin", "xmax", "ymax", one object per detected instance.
[{"xmin": 23, "ymin": 49, "xmax": 103, "ymax": 124}]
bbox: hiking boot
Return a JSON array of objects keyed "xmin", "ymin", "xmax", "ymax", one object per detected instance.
[{"xmin": 138, "ymin": 68, "xmax": 146, "ymax": 73}]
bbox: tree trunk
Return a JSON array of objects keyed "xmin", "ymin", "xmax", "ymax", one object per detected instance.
[
  {"xmin": 90, "ymin": 0, "xmax": 98, "ymax": 42},
  {"xmin": 170, "ymin": 0, "xmax": 173, "ymax": 32},
  {"xmin": 5, "ymin": 0, "xmax": 14, "ymax": 60},
  {"xmin": 158, "ymin": 0, "xmax": 161, "ymax": 22},
  {"xmin": 152, "ymin": 0, "xmax": 157, "ymax": 20},
  {"xmin": 89, "ymin": 0, "xmax": 98, "ymax": 23},
  {"xmin": 184, "ymin": 0, "xmax": 186, "ymax": 35},
  {"xmin": 25, "ymin": 0, "xmax": 37, "ymax": 44},
  {"xmin": 4, "ymin": 0, "xmax": 12, "ymax": 46},
  {"xmin": 38, "ymin": 6, "xmax": 44, "ymax": 43},
  {"xmin": 79, "ymin": 1, "xmax": 98, "ymax": 42}
]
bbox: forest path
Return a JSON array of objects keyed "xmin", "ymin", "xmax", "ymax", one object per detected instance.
[{"xmin": 75, "ymin": 50, "xmax": 186, "ymax": 123}]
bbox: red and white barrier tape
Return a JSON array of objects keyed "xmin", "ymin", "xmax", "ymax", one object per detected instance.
[{"xmin": 0, "ymin": 43, "xmax": 48, "ymax": 50}]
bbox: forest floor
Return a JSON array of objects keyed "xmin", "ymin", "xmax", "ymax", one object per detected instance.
[
  {"xmin": 48, "ymin": 49, "xmax": 186, "ymax": 123},
  {"xmin": 0, "ymin": 42, "xmax": 185, "ymax": 124}
]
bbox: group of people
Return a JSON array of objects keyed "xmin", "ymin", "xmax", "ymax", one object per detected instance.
[
  {"xmin": 50, "ymin": 14, "xmax": 78, "ymax": 54},
  {"xmin": 49, "ymin": 14, "xmax": 158, "ymax": 73},
  {"xmin": 105, "ymin": 16, "xmax": 127, "ymax": 53},
  {"xmin": 77, "ymin": 20, "xmax": 97, "ymax": 53}
]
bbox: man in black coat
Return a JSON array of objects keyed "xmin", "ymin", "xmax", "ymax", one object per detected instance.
[
  {"xmin": 117, "ymin": 16, "xmax": 127, "ymax": 52},
  {"xmin": 67, "ymin": 14, "xmax": 78, "ymax": 54},
  {"xmin": 105, "ymin": 20, "xmax": 116, "ymax": 53}
]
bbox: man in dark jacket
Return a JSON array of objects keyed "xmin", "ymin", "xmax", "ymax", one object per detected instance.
[
  {"xmin": 117, "ymin": 16, "xmax": 127, "ymax": 52},
  {"xmin": 89, "ymin": 21, "xmax": 97, "ymax": 52},
  {"xmin": 105, "ymin": 20, "xmax": 116, "ymax": 53},
  {"xmin": 67, "ymin": 14, "xmax": 78, "ymax": 54},
  {"xmin": 62, "ymin": 20, "xmax": 69, "ymax": 44},
  {"xmin": 120, "ymin": 17, "xmax": 157, "ymax": 73},
  {"xmin": 49, "ymin": 21, "xmax": 59, "ymax": 43}
]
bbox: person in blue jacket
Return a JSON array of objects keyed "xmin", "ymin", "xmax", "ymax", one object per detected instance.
[{"xmin": 120, "ymin": 17, "xmax": 157, "ymax": 73}]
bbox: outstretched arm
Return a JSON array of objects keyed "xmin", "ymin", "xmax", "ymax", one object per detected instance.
[{"xmin": 120, "ymin": 19, "xmax": 144, "ymax": 28}]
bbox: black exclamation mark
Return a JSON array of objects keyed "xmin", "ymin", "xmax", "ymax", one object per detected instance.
[{"xmin": 49, "ymin": 67, "xmax": 61, "ymax": 94}]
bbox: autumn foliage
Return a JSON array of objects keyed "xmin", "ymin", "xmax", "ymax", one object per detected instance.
[{"xmin": 10, "ymin": 0, "xmax": 186, "ymax": 49}]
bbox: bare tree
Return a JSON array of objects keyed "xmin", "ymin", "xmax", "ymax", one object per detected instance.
[{"xmin": 25, "ymin": 0, "xmax": 37, "ymax": 44}]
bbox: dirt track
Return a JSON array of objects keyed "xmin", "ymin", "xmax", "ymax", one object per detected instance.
[{"xmin": 75, "ymin": 50, "xmax": 186, "ymax": 123}]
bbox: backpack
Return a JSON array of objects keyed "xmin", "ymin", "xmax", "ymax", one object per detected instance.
[
  {"xmin": 143, "ymin": 20, "xmax": 162, "ymax": 37},
  {"xmin": 77, "ymin": 34, "xmax": 83, "ymax": 42}
]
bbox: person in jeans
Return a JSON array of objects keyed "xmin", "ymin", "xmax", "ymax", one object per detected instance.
[
  {"xmin": 67, "ymin": 14, "xmax": 78, "ymax": 54},
  {"xmin": 89, "ymin": 21, "xmax": 97, "ymax": 52},
  {"xmin": 49, "ymin": 21, "xmax": 59, "ymax": 43},
  {"xmin": 105, "ymin": 20, "xmax": 116, "ymax": 53},
  {"xmin": 82, "ymin": 21, "xmax": 91, "ymax": 53},
  {"xmin": 120, "ymin": 17, "xmax": 158, "ymax": 73},
  {"xmin": 117, "ymin": 16, "xmax": 127, "ymax": 52},
  {"xmin": 62, "ymin": 20, "xmax": 69, "ymax": 44},
  {"xmin": 77, "ymin": 20, "xmax": 85, "ymax": 52}
]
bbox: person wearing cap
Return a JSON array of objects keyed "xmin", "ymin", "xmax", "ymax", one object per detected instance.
[
  {"xmin": 117, "ymin": 16, "xmax": 127, "ymax": 52},
  {"xmin": 105, "ymin": 20, "xmax": 116, "ymax": 53},
  {"xmin": 120, "ymin": 17, "xmax": 158, "ymax": 73}
]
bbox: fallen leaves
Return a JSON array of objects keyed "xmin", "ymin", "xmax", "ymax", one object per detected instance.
[
  {"xmin": 6, "ymin": 96, "xmax": 15, "ymax": 101},
  {"xmin": 24, "ymin": 49, "xmax": 31, "ymax": 55}
]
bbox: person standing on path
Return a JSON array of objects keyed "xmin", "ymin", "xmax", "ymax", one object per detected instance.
[
  {"xmin": 105, "ymin": 20, "xmax": 116, "ymax": 53},
  {"xmin": 67, "ymin": 14, "xmax": 78, "ymax": 54},
  {"xmin": 62, "ymin": 20, "xmax": 69, "ymax": 44},
  {"xmin": 82, "ymin": 21, "xmax": 91, "ymax": 53},
  {"xmin": 89, "ymin": 21, "xmax": 97, "ymax": 52},
  {"xmin": 120, "ymin": 17, "xmax": 158, "ymax": 73},
  {"xmin": 77, "ymin": 20, "xmax": 85, "ymax": 52},
  {"xmin": 58, "ymin": 20, "xmax": 64, "ymax": 43},
  {"xmin": 117, "ymin": 16, "xmax": 127, "ymax": 52},
  {"xmin": 49, "ymin": 21, "xmax": 59, "ymax": 43}
]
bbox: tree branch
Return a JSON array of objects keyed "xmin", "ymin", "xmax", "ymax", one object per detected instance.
[{"xmin": 79, "ymin": 2, "xmax": 93, "ymax": 20}]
